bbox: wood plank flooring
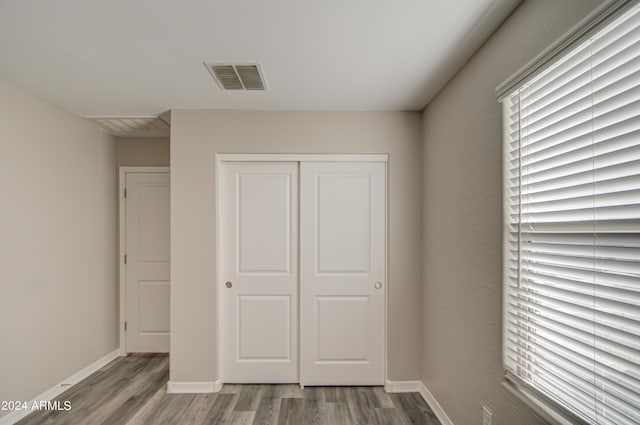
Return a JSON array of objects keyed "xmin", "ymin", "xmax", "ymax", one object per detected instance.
[{"xmin": 16, "ymin": 354, "xmax": 440, "ymax": 425}]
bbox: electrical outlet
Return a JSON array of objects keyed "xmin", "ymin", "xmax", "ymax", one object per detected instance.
[{"xmin": 483, "ymin": 406, "xmax": 493, "ymax": 425}]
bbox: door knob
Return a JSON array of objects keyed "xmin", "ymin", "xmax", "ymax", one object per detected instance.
[
  {"xmin": 374, "ymin": 282, "xmax": 382, "ymax": 289},
  {"xmin": 225, "ymin": 281, "xmax": 233, "ymax": 288}
]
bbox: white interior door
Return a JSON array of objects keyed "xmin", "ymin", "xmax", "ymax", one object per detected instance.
[
  {"xmin": 125, "ymin": 172, "xmax": 170, "ymax": 353},
  {"xmin": 222, "ymin": 162, "xmax": 298, "ymax": 383},
  {"xmin": 300, "ymin": 161, "xmax": 386, "ymax": 385}
]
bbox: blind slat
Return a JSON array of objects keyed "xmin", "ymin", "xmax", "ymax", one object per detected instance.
[
  {"xmin": 507, "ymin": 311, "xmax": 640, "ymax": 387},
  {"xmin": 506, "ymin": 316, "xmax": 640, "ymax": 404},
  {"xmin": 502, "ymin": 4, "xmax": 640, "ymax": 424}
]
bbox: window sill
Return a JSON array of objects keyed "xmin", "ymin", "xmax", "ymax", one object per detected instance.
[{"xmin": 502, "ymin": 379, "xmax": 583, "ymax": 425}]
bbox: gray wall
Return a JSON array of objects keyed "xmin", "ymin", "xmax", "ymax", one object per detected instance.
[
  {"xmin": 169, "ymin": 110, "xmax": 422, "ymax": 383},
  {"xmin": 420, "ymin": 0, "xmax": 605, "ymax": 424},
  {"xmin": 116, "ymin": 137, "xmax": 170, "ymax": 167},
  {"xmin": 0, "ymin": 80, "xmax": 117, "ymax": 417}
]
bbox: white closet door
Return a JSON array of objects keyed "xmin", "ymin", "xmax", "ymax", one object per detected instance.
[
  {"xmin": 222, "ymin": 162, "xmax": 298, "ymax": 383},
  {"xmin": 125, "ymin": 172, "xmax": 170, "ymax": 353},
  {"xmin": 300, "ymin": 162, "xmax": 386, "ymax": 385}
]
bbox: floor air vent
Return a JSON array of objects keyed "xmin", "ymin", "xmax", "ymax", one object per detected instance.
[{"xmin": 205, "ymin": 63, "xmax": 266, "ymax": 90}]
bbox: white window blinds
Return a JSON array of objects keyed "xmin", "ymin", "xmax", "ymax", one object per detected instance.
[{"xmin": 502, "ymin": 3, "xmax": 640, "ymax": 424}]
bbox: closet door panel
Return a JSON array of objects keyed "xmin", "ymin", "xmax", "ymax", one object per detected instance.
[
  {"xmin": 300, "ymin": 161, "xmax": 386, "ymax": 385},
  {"xmin": 222, "ymin": 162, "xmax": 298, "ymax": 383}
]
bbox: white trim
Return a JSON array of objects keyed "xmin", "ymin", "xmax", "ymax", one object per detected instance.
[
  {"xmin": 118, "ymin": 166, "xmax": 170, "ymax": 355},
  {"xmin": 215, "ymin": 158, "xmax": 224, "ymax": 383},
  {"xmin": 418, "ymin": 382, "xmax": 455, "ymax": 425},
  {"xmin": 384, "ymin": 379, "xmax": 422, "ymax": 393},
  {"xmin": 384, "ymin": 161, "xmax": 389, "ymax": 388},
  {"xmin": 166, "ymin": 381, "xmax": 217, "ymax": 394},
  {"xmin": 385, "ymin": 380, "xmax": 454, "ymax": 425},
  {"xmin": 0, "ymin": 350, "xmax": 120, "ymax": 425},
  {"xmin": 62, "ymin": 350, "xmax": 121, "ymax": 386},
  {"xmin": 216, "ymin": 153, "xmax": 388, "ymax": 163},
  {"xmin": 215, "ymin": 154, "xmax": 389, "ymax": 385}
]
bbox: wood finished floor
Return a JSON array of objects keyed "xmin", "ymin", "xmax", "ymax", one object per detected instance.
[{"xmin": 16, "ymin": 354, "xmax": 440, "ymax": 425}]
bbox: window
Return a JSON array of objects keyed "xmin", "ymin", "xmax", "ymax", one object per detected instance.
[{"xmin": 501, "ymin": 3, "xmax": 640, "ymax": 424}]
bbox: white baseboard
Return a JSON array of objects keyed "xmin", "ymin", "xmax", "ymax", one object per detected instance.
[
  {"xmin": 384, "ymin": 380, "xmax": 423, "ymax": 393},
  {"xmin": 166, "ymin": 381, "xmax": 217, "ymax": 393},
  {"xmin": 417, "ymin": 382, "xmax": 454, "ymax": 425},
  {"xmin": 0, "ymin": 349, "xmax": 121, "ymax": 425},
  {"xmin": 385, "ymin": 380, "xmax": 454, "ymax": 425}
]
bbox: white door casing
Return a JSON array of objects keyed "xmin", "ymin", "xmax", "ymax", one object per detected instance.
[
  {"xmin": 299, "ymin": 161, "xmax": 386, "ymax": 385},
  {"xmin": 125, "ymin": 172, "xmax": 171, "ymax": 353},
  {"xmin": 221, "ymin": 162, "xmax": 299, "ymax": 383}
]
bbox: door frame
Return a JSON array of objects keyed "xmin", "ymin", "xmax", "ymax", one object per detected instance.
[
  {"xmin": 215, "ymin": 154, "xmax": 389, "ymax": 385},
  {"xmin": 118, "ymin": 166, "xmax": 170, "ymax": 355}
]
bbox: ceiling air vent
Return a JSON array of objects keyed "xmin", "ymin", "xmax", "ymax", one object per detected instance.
[
  {"xmin": 205, "ymin": 63, "xmax": 266, "ymax": 90},
  {"xmin": 86, "ymin": 116, "xmax": 170, "ymax": 137}
]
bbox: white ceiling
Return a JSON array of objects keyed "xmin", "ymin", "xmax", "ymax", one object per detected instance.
[{"xmin": 0, "ymin": 0, "xmax": 520, "ymax": 117}]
